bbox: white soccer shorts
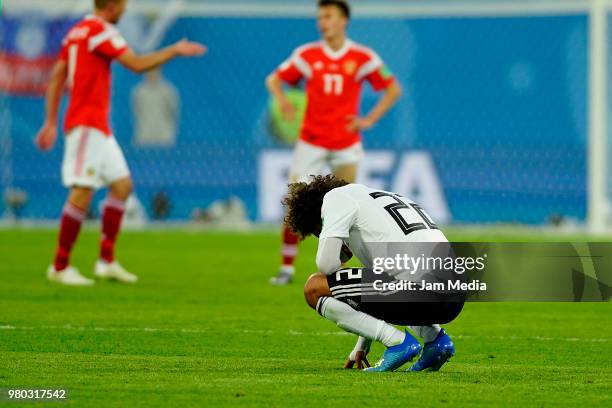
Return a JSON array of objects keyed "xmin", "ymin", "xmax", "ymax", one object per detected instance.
[
  {"xmin": 62, "ymin": 126, "xmax": 130, "ymax": 189},
  {"xmin": 289, "ymin": 140, "xmax": 364, "ymax": 183}
]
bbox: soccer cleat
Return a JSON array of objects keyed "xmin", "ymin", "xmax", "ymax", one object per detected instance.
[
  {"xmin": 47, "ymin": 265, "xmax": 95, "ymax": 286},
  {"xmin": 364, "ymin": 331, "xmax": 422, "ymax": 372},
  {"xmin": 408, "ymin": 329, "xmax": 455, "ymax": 372},
  {"xmin": 269, "ymin": 267, "xmax": 294, "ymax": 286},
  {"xmin": 94, "ymin": 260, "xmax": 138, "ymax": 284}
]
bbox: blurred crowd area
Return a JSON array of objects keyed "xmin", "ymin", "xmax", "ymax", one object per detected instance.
[{"xmin": 1, "ymin": 1, "xmax": 609, "ymax": 226}]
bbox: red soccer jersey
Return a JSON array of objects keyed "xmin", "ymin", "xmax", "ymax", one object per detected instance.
[
  {"xmin": 277, "ymin": 39, "xmax": 395, "ymax": 150},
  {"xmin": 59, "ymin": 15, "xmax": 128, "ymax": 136}
]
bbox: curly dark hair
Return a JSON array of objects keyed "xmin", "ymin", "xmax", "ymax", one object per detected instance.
[{"xmin": 283, "ymin": 175, "xmax": 349, "ymax": 239}]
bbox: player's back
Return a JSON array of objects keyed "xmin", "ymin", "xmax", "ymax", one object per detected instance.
[
  {"xmin": 60, "ymin": 15, "xmax": 128, "ymax": 135},
  {"xmin": 321, "ymin": 184, "xmax": 448, "ymax": 273},
  {"xmin": 329, "ymin": 184, "xmax": 447, "ymax": 243}
]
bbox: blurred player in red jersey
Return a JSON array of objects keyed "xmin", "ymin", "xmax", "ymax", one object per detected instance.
[
  {"xmin": 266, "ymin": 0, "xmax": 402, "ymax": 285},
  {"xmin": 35, "ymin": 0, "xmax": 206, "ymax": 286}
]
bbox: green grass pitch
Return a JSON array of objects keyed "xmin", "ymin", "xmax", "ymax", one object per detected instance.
[{"xmin": 0, "ymin": 228, "xmax": 610, "ymax": 407}]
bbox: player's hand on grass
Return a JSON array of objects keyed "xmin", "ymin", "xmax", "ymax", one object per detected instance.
[
  {"xmin": 173, "ymin": 39, "xmax": 207, "ymax": 57},
  {"xmin": 35, "ymin": 121, "xmax": 58, "ymax": 152},
  {"xmin": 346, "ymin": 115, "xmax": 375, "ymax": 133},
  {"xmin": 344, "ymin": 337, "xmax": 372, "ymax": 369},
  {"xmin": 344, "ymin": 350, "xmax": 371, "ymax": 369}
]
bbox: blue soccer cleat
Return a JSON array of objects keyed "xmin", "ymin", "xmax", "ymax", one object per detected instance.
[
  {"xmin": 364, "ymin": 331, "xmax": 421, "ymax": 372},
  {"xmin": 408, "ymin": 329, "xmax": 455, "ymax": 372}
]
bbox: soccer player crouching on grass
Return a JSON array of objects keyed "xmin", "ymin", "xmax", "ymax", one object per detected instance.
[
  {"xmin": 266, "ymin": 0, "xmax": 402, "ymax": 285},
  {"xmin": 35, "ymin": 0, "xmax": 206, "ymax": 286},
  {"xmin": 283, "ymin": 175, "xmax": 465, "ymax": 372}
]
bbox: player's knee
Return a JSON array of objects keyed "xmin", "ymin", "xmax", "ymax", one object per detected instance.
[
  {"xmin": 69, "ymin": 187, "xmax": 94, "ymax": 210},
  {"xmin": 126, "ymin": 180, "xmax": 134, "ymax": 196},
  {"xmin": 121, "ymin": 178, "xmax": 134, "ymax": 195},
  {"xmin": 304, "ymin": 275, "xmax": 320, "ymax": 309},
  {"xmin": 304, "ymin": 273, "xmax": 331, "ymax": 310},
  {"xmin": 110, "ymin": 177, "xmax": 133, "ymax": 200}
]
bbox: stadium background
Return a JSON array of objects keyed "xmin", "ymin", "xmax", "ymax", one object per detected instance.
[
  {"xmin": 2, "ymin": 0, "xmax": 610, "ymax": 228},
  {"xmin": 1, "ymin": 2, "xmax": 611, "ymax": 406}
]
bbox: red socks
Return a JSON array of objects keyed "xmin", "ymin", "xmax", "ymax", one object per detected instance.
[
  {"xmin": 281, "ymin": 226, "xmax": 299, "ymax": 269},
  {"xmin": 54, "ymin": 202, "xmax": 86, "ymax": 271},
  {"xmin": 53, "ymin": 197, "xmax": 126, "ymax": 271},
  {"xmin": 100, "ymin": 197, "xmax": 126, "ymax": 263}
]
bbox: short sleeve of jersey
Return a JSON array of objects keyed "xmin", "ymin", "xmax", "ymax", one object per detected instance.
[
  {"xmin": 358, "ymin": 50, "xmax": 395, "ymax": 91},
  {"xmin": 319, "ymin": 190, "xmax": 359, "ymax": 240},
  {"xmin": 276, "ymin": 47, "xmax": 311, "ymax": 86},
  {"xmin": 365, "ymin": 65, "xmax": 396, "ymax": 91},
  {"xmin": 89, "ymin": 24, "xmax": 128, "ymax": 60}
]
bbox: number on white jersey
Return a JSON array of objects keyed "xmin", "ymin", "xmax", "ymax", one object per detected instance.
[
  {"xmin": 334, "ymin": 268, "xmax": 363, "ymax": 282},
  {"xmin": 370, "ymin": 191, "xmax": 438, "ymax": 235}
]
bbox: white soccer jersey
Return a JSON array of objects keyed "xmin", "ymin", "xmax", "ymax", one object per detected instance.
[{"xmin": 319, "ymin": 184, "xmax": 448, "ymax": 273}]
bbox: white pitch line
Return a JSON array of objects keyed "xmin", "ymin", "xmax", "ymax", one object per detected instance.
[
  {"xmin": 0, "ymin": 325, "xmax": 609, "ymax": 343},
  {"xmin": 0, "ymin": 324, "xmax": 204, "ymax": 334}
]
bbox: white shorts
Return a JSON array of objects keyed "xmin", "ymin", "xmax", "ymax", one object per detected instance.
[
  {"xmin": 289, "ymin": 140, "xmax": 364, "ymax": 183},
  {"xmin": 62, "ymin": 126, "xmax": 130, "ymax": 189}
]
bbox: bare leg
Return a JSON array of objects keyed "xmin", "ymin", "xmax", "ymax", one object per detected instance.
[
  {"xmin": 333, "ymin": 163, "xmax": 358, "ymax": 183},
  {"xmin": 108, "ymin": 177, "xmax": 133, "ymax": 201},
  {"xmin": 68, "ymin": 186, "xmax": 94, "ymax": 210}
]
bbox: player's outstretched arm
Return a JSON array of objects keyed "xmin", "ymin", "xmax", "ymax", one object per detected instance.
[
  {"xmin": 346, "ymin": 81, "xmax": 402, "ymax": 133},
  {"xmin": 118, "ymin": 39, "xmax": 207, "ymax": 74},
  {"xmin": 35, "ymin": 60, "xmax": 67, "ymax": 151},
  {"xmin": 265, "ymin": 73, "xmax": 296, "ymax": 121}
]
